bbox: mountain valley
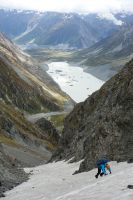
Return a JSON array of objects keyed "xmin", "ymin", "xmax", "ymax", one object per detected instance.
[{"xmin": 0, "ymin": 7, "xmax": 133, "ymax": 199}]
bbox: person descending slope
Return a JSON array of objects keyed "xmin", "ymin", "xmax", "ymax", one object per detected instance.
[{"xmin": 95, "ymin": 159, "xmax": 112, "ymax": 178}]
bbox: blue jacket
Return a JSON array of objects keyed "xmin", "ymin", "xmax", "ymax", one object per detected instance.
[{"xmin": 100, "ymin": 164, "xmax": 107, "ymax": 174}]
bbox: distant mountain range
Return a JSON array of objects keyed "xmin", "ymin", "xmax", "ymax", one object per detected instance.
[
  {"xmin": 66, "ymin": 13, "xmax": 133, "ymax": 71},
  {"xmin": 73, "ymin": 21, "xmax": 133, "ymax": 68},
  {"xmin": 0, "ymin": 9, "xmax": 126, "ymax": 49},
  {"xmin": 0, "ymin": 9, "xmax": 132, "ymax": 79},
  {"xmin": 0, "ymin": 9, "xmax": 132, "ymax": 68}
]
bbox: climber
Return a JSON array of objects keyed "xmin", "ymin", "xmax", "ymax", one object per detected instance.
[
  {"xmin": 95, "ymin": 159, "xmax": 111, "ymax": 178},
  {"xmin": 106, "ymin": 163, "xmax": 112, "ymax": 174}
]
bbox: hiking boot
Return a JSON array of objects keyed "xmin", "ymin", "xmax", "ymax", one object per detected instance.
[
  {"xmin": 100, "ymin": 173, "xmax": 104, "ymax": 177},
  {"xmin": 95, "ymin": 175, "xmax": 98, "ymax": 178}
]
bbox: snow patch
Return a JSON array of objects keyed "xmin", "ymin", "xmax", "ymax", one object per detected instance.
[
  {"xmin": 14, "ymin": 14, "xmax": 42, "ymax": 41},
  {"xmin": 98, "ymin": 12, "xmax": 123, "ymax": 25},
  {"xmin": 64, "ymin": 14, "xmax": 73, "ymax": 20},
  {"xmin": 2, "ymin": 161, "xmax": 133, "ymax": 200},
  {"xmin": 112, "ymin": 43, "xmax": 123, "ymax": 52},
  {"xmin": 28, "ymin": 38, "xmax": 36, "ymax": 44},
  {"xmin": 90, "ymin": 48, "xmax": 103, "ymax": 54},
  {"xmin": 14, "ymin": 23, "xmax": 37, "ymax": 41}
]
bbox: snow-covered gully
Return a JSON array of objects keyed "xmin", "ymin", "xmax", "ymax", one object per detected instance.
[{"xmin": 2, "ymin": 161, "xmax": 133, "ymax": 200}]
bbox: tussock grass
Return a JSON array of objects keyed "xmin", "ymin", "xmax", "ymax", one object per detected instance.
[{"xmin": 50, "ymin": 114, "xmax": 67, "ymax": 130}]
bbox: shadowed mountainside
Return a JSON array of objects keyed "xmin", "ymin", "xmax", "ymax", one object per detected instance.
[{"xmin": 53, "ymin": 59, "xmax": 133, "ymax": 173}]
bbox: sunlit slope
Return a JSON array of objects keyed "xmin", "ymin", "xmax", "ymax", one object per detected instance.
[{"xmin": 0, "ymin": 33, "xmax": 73, "ymax": 113}]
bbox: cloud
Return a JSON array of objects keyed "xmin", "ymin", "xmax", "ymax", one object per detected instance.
[
  {"xmin": 0, "ymin": 0, "xmax": 133, "ymax": 14},
  {"xmin": 98, "ymin": 12, "xmax": 123, "ymax": 25}
]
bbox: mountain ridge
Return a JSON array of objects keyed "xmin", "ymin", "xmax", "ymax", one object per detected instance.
[
  {"xmin": 74, "ymin": 21, "xmax": 133, "ymax": 68},
  {"xmin": 0, "ymin": 9, "xmax": 123, "ymax": 49}
]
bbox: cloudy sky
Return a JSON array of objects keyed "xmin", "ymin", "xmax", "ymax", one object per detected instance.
[{"xmin": 0, "ymin": 0, "xmax": 133, "ymax": 14}]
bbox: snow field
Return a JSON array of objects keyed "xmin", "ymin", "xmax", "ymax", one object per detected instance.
[{"xmin": 2, "ymin": 161, "xmax": 133, "ymax": 200}]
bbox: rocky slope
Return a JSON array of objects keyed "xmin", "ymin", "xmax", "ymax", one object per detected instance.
[
  {"xmin": 35, "ymin": 118, "xmax": 60, "ymax": 146},
  {"xmin": 0, "ymin": 96, "xmax": 57, "ymax": 196},
  {"xmin": 74, "ymin": 21, "xmax": 133, "ymax": 68},
  {"xmin": 54, "ymin": 59, "xmax": 133, "ymax": 173},
  {"xmin": 0, "ymin": 33, "xmax": 73, "ymax": 112},
  {"xmin": 0, "ymin": 33, "xmax": 74, "ymax": 196},
  {"xmin": 0, "ymin": 144, "xmax": 28, "ymax": 198}
]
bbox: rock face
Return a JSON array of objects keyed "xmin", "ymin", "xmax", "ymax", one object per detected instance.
[
  {"xmin": 36, "ymin": 118, "xmax": 60, "ymax": 146},
  {"xmin": 55, "ymin": 59, "xmax": 133, "ymax": 172}
]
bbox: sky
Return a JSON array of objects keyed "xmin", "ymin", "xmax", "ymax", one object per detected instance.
[{"xmin": 0, "ymin": 0, "xmax": 133, "ymax": 14}]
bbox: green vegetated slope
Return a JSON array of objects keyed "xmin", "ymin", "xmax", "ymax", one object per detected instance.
[
  {"xmin": 26, "ymin": 48, "xmax": 76, "ymax": 63},
  {"xmin": 54, "ymin": 59, "xmax": 133, "ymax": 173},
  {"xmin": 50, "ymin": 113, "xmax": 68, "ymax": 132}
]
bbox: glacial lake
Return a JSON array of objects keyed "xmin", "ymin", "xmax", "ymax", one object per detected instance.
[{"xmin": 47, "ymin": 62, "xmax": 105, "ymax": 103}]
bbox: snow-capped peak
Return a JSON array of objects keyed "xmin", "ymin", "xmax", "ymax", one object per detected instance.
[{"xmin": 98, "ymin": 12, "xmax": 123, "ymax": 25}]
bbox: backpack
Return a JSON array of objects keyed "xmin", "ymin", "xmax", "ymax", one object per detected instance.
[{"xmin": 96, "ymin": 159, "xmax": 108, "ymax": 166}]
